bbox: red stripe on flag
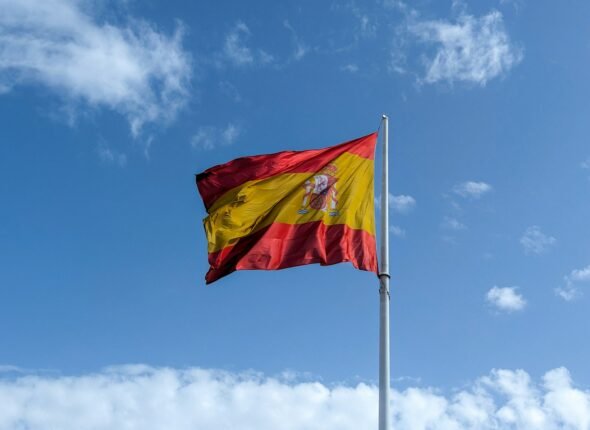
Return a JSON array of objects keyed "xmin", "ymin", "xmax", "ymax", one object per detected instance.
[
  {"xmin": 204, "ymin": 221, "xmax": 378, "ymax": 284},
  {"xmin": 196, "ymin": 133, "xmax": 377, "ymax": 211}
]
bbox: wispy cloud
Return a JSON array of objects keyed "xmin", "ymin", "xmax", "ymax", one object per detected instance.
[
  {"xmin": 520, "ymin": 226, "xmax": 556, "ymax": 255},
  {"xmin": 191, "ymin": 123, "xmax": 242, "ymax": 150},
  {"xmin": 334, "ymin": 1, "xmax": 378, "ymax": 40},
  {"xmin": 97, "ymin": 144, "xmax": 127, "ymax": 167},
  {"xmin": 341, "ymin": 64, "xmax": 359, "ymax": 73},
  {"xmin": 222, "ymin": 22, "xmax": 274, "ymax": 67},
  {"xmin": 375, "ymin": 193, "xmax": 416, "ymax": 213},
  {"xmin": 499, "ymin": 0, "xmax": 525, "ymax": 13},
  {"xmin": 453, "ymin": 181, "xmax": 493, "ymax": 199},
  {"xmin": 389, "ymin": 194, "xmax": 416, "ymax": 213},
  {"xmin": 555, "ymin": 286, "xmax": 578, "ymax": 302},
  {"xmin": 223, "ymin": 22, "xmax": 254, "ymax": 66},
  {"xmin": 283, "ymin": 20, "xmax": 309, "ymax": 62},
  {"xmin": 442, "ymin": 216, "xmax": 466, "ymax": 231},
  {"xmin": 409, "ymin": 10, "xmax": 522, "ymax": 86},
  {"xmin": 556, "ymin": 264, "xmax": 590, "ymax": 301},
  {"xmin": 1, "ymin": 365, "xmax": 589, "ymax": 429},
  {"xmin": 486, "ymin": 286, "xmax": 526, "ymax": 312},
  {"xmin": 0, "ymin": 0, "xmax": 192, "ymax": 137},
  {"xmin": 391, "ymin": 225, "xmax": 406, "ymax": 237},
  {"xmin": 570, "ymin": 266, "xmax": 590, "ymax": 282},
  {"xmin": 348, "ymin": 4, "xmax": 377, "ymax": 39}
]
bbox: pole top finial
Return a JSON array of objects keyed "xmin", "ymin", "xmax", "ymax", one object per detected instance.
[{"xmin": 382, "ymin": 114, "xmax": 388, "ymax": 120}]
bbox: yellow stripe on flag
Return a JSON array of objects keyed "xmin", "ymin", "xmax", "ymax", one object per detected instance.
[{"xmin": 204, "ymin": 151, "xmax": 375, "ymax": 253}]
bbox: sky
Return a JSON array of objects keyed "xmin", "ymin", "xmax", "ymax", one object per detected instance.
[{"xmin": 1, "ymin": 0, "xmax": 590, "ymax": 428}]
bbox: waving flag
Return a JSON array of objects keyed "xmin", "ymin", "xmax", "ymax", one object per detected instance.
[{"xmin": 196, "ymin": 132, "xmax": 378, "ymax": 284}]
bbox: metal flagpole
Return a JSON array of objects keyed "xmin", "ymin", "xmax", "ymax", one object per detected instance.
[{"xmin": 378, "ymin": 114, "xmax": 391, "ymax": 430}]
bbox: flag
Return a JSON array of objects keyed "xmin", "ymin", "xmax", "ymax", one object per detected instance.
[{"xmin": 196, "ymin": 132, "xmax": 378, "ymax": 284}]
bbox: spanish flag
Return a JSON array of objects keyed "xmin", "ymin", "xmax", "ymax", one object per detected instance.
[{"xmin": 196, "ymin": 132, "xmax": 378, "ymax": 284}]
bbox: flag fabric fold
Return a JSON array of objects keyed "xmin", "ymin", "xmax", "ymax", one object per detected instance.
[{"xmin": 196, "ymin": 132, "xmax": 378, "ymax": 284}]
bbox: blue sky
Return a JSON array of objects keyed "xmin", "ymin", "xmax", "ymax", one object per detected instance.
[{"xmin": 1, "ymin": 0, "xmax": 590, "ymax": 428}]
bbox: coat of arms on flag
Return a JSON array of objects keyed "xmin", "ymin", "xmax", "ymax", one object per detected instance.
[{"xmin": 298, "ymin": 163, "xmax": 339, "ymax": 216}]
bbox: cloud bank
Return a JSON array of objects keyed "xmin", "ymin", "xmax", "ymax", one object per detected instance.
[
  {"xmin": 1, "ymin": 365, "xmax": 590, "ymax": 430},
  {"xmin": 0, "ymin": 0, "xmax": 192, "ymax": 136}
]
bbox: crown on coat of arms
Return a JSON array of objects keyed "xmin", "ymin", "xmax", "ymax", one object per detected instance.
[{"xmin": 321, "ymin": 164, "xmax": 337, "ymax": 176}]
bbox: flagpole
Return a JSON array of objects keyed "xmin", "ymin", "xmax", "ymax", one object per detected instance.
[{"xmin": 378, "ymin": 114, "xmax": 391, "ymax": 430}]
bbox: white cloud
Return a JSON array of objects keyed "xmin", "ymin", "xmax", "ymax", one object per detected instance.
[
  {"xmin": 283, "ymin": 20, "xmax": 309, "ymax": 62},
  {"xmin": 0, "ymin": 0, "xmax": 192, "ymax": 137},
  {"xmin": 358, "ymin": 15, "xmax": 377, "ymax": 38},
  {"xmin": 555, "ymin": 285, "xmax": 579, "ymax": 302},
  {"xmin": 391, "ymin": 225, "xmax": 406, "ymax": 237},
  {"xmin": 341, "ymin": 64, "xmax": 359, "ymax": 73},
  {"xmin": 409, "ymin": 10, "xmax": 522, "ymax": 85},
  {"xmin": 98, "ymin": 144, "xmax": 127, "ymax": 167},
  {"xmin": 570, "ymin": 265, "xmax": 590, "ymax": 282},
  {"xmin": 442, "ymin": 216, "xmax": 466, "ymax": 231},
  {"xmin": 556, "ymin": 264, "xmax": 590, "ymax": 301},
  {"xmin": 389, "ymin": 194, "xmax": 416, "ymax": 213},
  {"xmin": 499, "ymin": 0, "xmax": 525, "ymax": 13},
  {"xmin": 223, "ymin": 22, "xmax": 254, "ymax": 65},
  {"xmin": 486, "ymin": 286, "xmax": 526, "ymax": 312},
  {"xmin": 451, "ymin": 0, "xmax": 468, "ymax": 14},
  {"xmin": 389, "ymin": 28, "xmax": 409, "ymax": 76},
  {"xmin": 520, "ymin": 226, "xmax": 556, "ymax": 255},
  {"xmin": 223, "ymin": 22, "xmax": 274, "ymax": 67},
  {"xmin": 543, "ymin": 368, "xmax": 590, "ymax": 429},
  {"xmin": 453, "ymin": 181, "xmax": 492, "ymax": 198},
  {"xmin": 191, "ymin": 123, "xmax": 242, "ymax": 150},
  {"xmin": 336, "ymin": 2, "xmax": 378, "ymax": 39},
  {"xmin": 1, "ymin": 365, "xmax": 590, "ymax": 430},
  {"xmin": 383, "ymin": 0, "xmax": 411, "ymax": 13}
]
